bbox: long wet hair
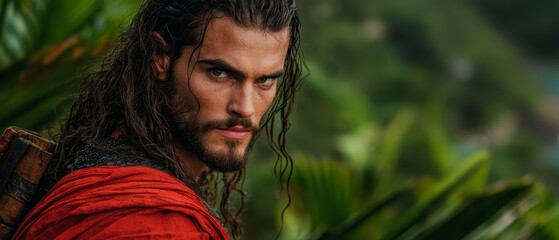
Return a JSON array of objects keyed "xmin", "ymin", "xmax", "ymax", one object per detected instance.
[{"xmin": 47, "ymin": 0, "xmax": 303, "ymax": 239}]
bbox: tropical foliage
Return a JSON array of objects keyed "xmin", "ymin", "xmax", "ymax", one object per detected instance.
[
  {"xmin": 2, "ymin": 0, "xmax": 559, "ymax": 239},
  {"xmin": 0, "ymin": 0, "xmax": 142, "ymax": 131}
]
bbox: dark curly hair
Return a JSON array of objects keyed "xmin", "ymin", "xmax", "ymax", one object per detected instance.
[{"xmin": 46, "ymin": 0, "xmax": 303, "ymax": 239}]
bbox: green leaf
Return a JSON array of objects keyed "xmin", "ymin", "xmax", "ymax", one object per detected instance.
[
  {"xmin": 0, "ymin": 78, "xmax": 71, "ymax": 131},
  {"xmin": 315, "ymin": 182, "xmax": 411, "ymax": 240},
  {"xmin": 375, "ymin": 108, "xmax": 414, "ymax": 192},
  {"xmin": 381, "ymin": 150, "xmax": 489, "ymax": 240},
  {"xmin": 40, "ymin": 0, "xmax": 102, "ymax": 44},
  {"xmin": 423, "ymin": 111, "xmax": 453, "ymax": 174},
  {"xmin": 460, "ymin": 153, "xmax": 490, "ymax": 194},
  {"xmin": 337, "ymin": 123, "xmax": 378, "ymax": 170},
  {"xmin": 414, "ymin": 181, "xmax": 533, "ymax": 239},
  {"xmin": 0, "ymin": 0, "xmax": 46, "ymax": 71},
  {"xmin": 291, "ymin": 158, "xmax": 354, "ymax": 230}
]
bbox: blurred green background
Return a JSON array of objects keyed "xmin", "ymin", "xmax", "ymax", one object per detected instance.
[{"xmin": 1, "ymin": 0, "xmax": 559, "ymax": 239}]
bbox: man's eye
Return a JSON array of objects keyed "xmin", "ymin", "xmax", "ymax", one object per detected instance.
[
  {"xmin": 257, "ymin": 78, "xmax": 276, "ymax": 88},
  {"xmin": 210, "ymin": 69, "xmax": 228, "ymax": 78}
]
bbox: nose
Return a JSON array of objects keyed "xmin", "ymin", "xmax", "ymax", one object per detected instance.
[{"xmin": 227, "ymin": 83, "xmax": 256, "ymax": 118}]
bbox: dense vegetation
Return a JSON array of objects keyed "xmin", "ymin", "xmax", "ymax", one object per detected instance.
[{"xmin": 1, "ymin": 0, "xmax": 558, "ymax": 239}]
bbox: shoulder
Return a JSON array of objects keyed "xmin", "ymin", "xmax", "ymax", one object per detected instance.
[{"xmin": 13, "ymin": 166, "xmax": 229, "ymax": 240}]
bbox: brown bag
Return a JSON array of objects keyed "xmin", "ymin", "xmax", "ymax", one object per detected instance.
[{"xmin": 0, "ymin": 127, "xmax": 55, "ymax": 239}]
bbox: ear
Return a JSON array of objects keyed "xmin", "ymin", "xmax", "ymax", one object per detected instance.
[{"xmin": 152, "ymin": 32, "xmax": 171, "ymax": 81}]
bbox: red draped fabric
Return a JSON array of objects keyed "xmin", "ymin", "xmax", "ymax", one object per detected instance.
[{"xmin": 13, "ymin": 166, "xmax": 230, "ymax": 240}]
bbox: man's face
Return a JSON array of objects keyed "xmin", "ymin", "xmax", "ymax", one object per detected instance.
[{"xmin": 168, "ymin": 17, "xmax": 290, "ymax": 172}]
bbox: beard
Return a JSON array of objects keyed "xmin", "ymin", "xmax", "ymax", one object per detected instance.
[{"xmin": 168, "ymin": 108, "xmax": 260, "ymax": 173}]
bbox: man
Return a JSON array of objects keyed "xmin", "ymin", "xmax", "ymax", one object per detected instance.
[{"xmin": 13, "ymin": 0, "xmax": 303, "ymax": 239}]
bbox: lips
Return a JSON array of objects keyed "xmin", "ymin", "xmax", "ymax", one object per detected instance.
[{"xmin": 216, "ymin": 126, "xmax": 251, "ymax": 140}]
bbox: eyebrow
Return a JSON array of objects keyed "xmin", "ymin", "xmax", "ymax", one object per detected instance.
[{"xmin": 198, "ymin": 59, "xmax": 285, "ymax": 80}]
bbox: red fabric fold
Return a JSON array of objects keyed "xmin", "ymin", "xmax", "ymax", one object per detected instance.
[{"xmin": 13, "ymin": 166, "xmax": 230, "ymax": 240}]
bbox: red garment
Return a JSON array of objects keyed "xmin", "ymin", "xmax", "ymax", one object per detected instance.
[{"xmin": 13, "ymin": 166, "xmax": 230, "ymax": 240}]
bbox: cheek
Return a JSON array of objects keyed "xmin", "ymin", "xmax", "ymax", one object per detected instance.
[
  {"xmin": 190, "ymin": 84, "xmax": 224, "ymax": 117},
  {"xmin": 257, "ymin": 90, "xmax": 277, "ymax": 117},
  {"xmin": 198, "ymin": 95, "xmax": 221, "ymax": 112}
]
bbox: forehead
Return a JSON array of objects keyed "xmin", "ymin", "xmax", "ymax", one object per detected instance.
[{"xmin": 196, "ymin": 16, "xmax": 290, "ymax": 73}]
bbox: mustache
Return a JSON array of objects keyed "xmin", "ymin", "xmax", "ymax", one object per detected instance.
[{"xmin": 201, "ymin": 118, "xmax": 258, "ymax": 133}]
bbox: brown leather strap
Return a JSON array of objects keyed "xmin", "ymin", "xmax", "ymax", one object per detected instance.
[
  {"xmin": 0, "ymin": 127, "xmax": 54, "ymax": 240},
  {"xmin": 0, "ymin": 138, "xmax": 31, "ymax": 193}
]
